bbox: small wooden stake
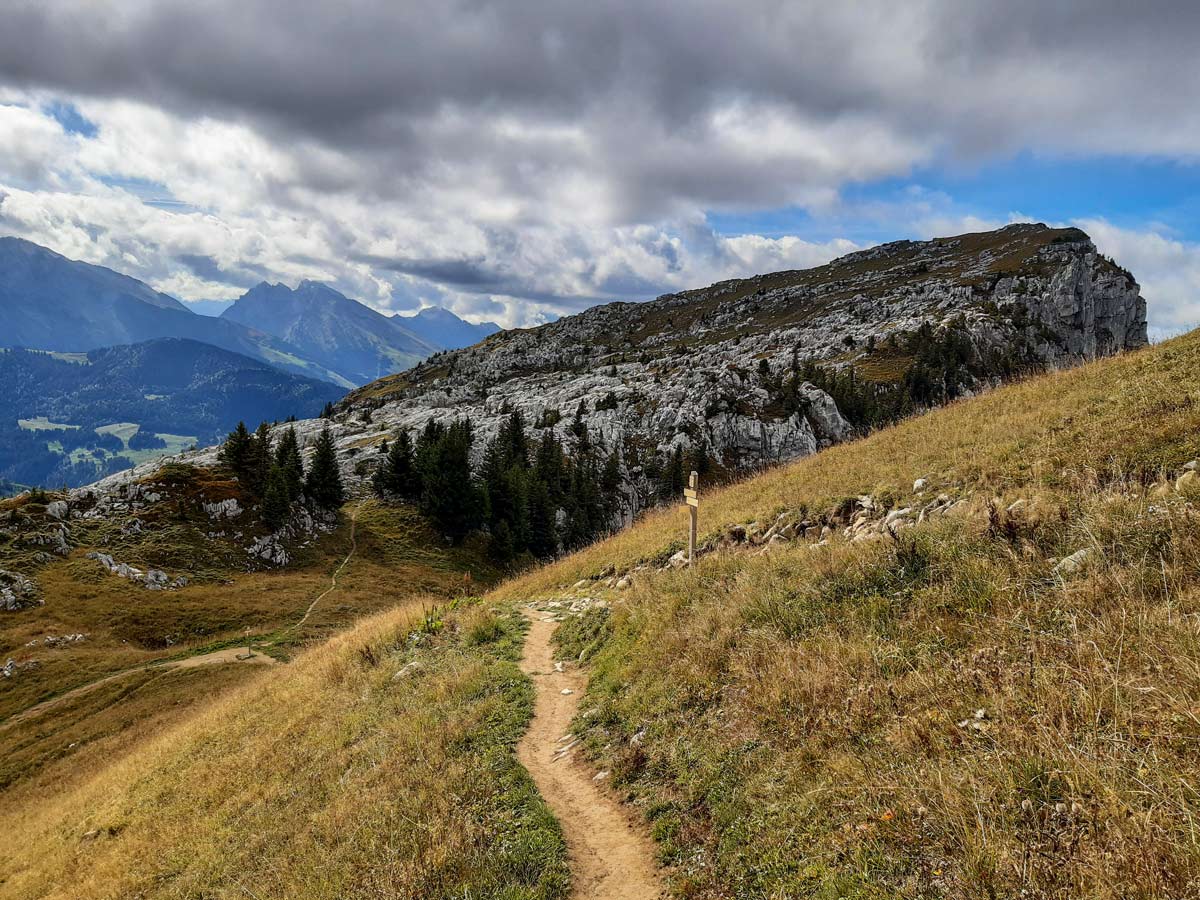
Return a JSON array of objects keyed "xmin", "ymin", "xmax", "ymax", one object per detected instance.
[{"xmin": 687, "ymin": 470, "xmax": 699, "ymax": 568}]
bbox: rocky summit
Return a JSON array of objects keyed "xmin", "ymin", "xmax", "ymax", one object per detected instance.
[{"xmin": 82, "ymin": 224, "xmax": 1146, "ymax": 523}]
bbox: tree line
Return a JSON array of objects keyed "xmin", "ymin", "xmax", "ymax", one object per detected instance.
[
  {"xmin": 760, "ymin": 321, "xmax": 1037, "ymax": 433},
  {"xmin": 219, "ymin": 422, "xmax": 344, "ymax": 528},
  {"xmin": 372, "ymin": 411, "xmax": 623, "ymax": 565}
]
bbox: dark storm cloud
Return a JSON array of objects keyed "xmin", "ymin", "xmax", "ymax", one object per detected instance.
[{"xmin": 5, "ymin": 2, "xmax": 1200, "ymax": 138}]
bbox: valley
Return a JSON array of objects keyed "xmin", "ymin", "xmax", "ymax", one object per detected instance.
[
  {"xmin": 0, "ymin": 341, "xmax": 344, "ymax": 487},
  {"xmin": 0, "ymin": 460, "xmax": 499, "ymax": 802}
]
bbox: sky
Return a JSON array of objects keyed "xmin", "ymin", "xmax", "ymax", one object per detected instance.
[{"xmin": 0, "ymin": 1, "xmax": 1198, "ymax": 337}]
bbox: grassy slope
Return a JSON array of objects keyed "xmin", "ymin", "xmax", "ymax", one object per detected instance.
[
  {"xmin": 0, "ymin": 495, "xmax": 497, "ymax": 803},
  {"xmin": 0, "ymin": 603, "xmax": 568, "ymax": 899},
  {"xmin": 489, "ymin": 331, "xmax": 1200, "ymax": 898},
  {"xmin": 6, "ymin": 332, "xmax": 1200, "ymax": 897}
]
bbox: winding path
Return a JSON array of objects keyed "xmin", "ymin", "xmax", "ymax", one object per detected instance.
[
  {"xmin": 1, "ymin": 506, "xmax": 361, "ymax": 730},
  {"xmin": 517, "ymin": 607, "xmax": 665, "ymax": 900},
  {"xmin": 278, "ymin": 504, "xmax": 359, "ymax": 637},
  {"xmin": 0, "ymin": 646, "xmax": 275, "ymax": 730}
]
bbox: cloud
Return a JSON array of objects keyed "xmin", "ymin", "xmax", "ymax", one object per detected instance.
[{"xmin": 0, "ymin": 2, "xmax": 1198, "ymax": 328}]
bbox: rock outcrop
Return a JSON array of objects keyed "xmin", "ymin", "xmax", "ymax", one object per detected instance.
[
  {"xmin": 72, "ymin": 224, "xmax": 1147, "ymax": 527},
  {"xmin": 0, "ymin": 570, "xmax": 41, "ymax": 611}
]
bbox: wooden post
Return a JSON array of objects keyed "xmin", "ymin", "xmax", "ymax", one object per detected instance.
[
  {"xmin": 238, "ymin": 626, "xmax": 254, "ymax": 661},
  {"xmin": 684, "ymin": 470, "xmax": 699, "ymax": 568}
]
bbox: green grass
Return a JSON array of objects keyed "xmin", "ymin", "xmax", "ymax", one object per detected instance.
[
  {"xmin": 16, "ymin": 417, "xmax": 77, "ymax": 431},
  {"xmin": 92, "ymin": 422, "xmax": 140, "ymax": 443},
  {"xmin": 0, "ymin": 479, "xmax": 499, "ymax": 797}
]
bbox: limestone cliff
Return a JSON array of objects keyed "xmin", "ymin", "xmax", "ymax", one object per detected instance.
[{"xmin": 82, "ymin": 224, "xmax": 1147, "ymax": 523}]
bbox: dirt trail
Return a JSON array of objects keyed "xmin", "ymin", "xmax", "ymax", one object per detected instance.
[
  {"xmin": 517, "ymin": 607, "xmax": 665, "ymax": 900},
  {"xmin": 2, "ymin": 506, "xmax": 362, "ymax": 730},
  {"xmin": 0, "ymin": 646, "xmax": 275, "ymax": 730},
  {"xmin": 277, "ymin": 504, "xmax": 359, "ymax": 637}
]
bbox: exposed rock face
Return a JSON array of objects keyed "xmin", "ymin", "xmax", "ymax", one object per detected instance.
[
  {"xmin": 0, "ymin": 570, "xmax": 41, "ymax": 611},
  {"xmin": 337, "ymin": 225, "xmax": 1143, "ymax": 504},
  {"xmin": 86, "ymin": 551, "xmax": 188, "ymax": 590},
  {"xmin": 203, "ymin": 498, "xmax": 243, "ymax": 520},
  {"xmin": 74, "ymin": 224, "xmax": 1147, "ymax": 525}
]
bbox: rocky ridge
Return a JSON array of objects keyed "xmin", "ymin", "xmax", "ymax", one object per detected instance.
[{"xmin": 71, "ymin": 224, "xmax": 1146, "ymax": 527}]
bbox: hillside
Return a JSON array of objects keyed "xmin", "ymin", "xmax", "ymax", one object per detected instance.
[
  {"xmin": 0, "ymin": 237, "xmax": 349, "ymax": 386},
  {"xmin": 3, "ymin": 319, "xmax": 1197, "ymax": 897},
  {"xmin": 0, "ymin": 455, "xmax": 500, "ymax": 806},
  {"xmin": 0, "ymin": 340, "xmax": 345, "ymax": 488},
  {"xmin": 342, "ymin": 224, "xmax": 1146, "ymax": 521},
  {"xmin": 62, "ymin": 224, "xmax": 1149, "ymax": 561},
  {"xmin": 221, "ymin": 281, "xmax": 439, "ymax": 385}
]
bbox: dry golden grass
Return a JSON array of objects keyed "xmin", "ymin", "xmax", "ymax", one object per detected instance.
[
  {"xmin": 563, "ymin": 489, "xmax": 1200, "ymax": 897},
  {"xmin": 522, "ymin": 332, "xmax": 1200, "ymax": 897},
  {"xmin": 0, "ymin": 499, "xmax": 496, "ymax": 796},
  {"xmin": 0, "ymin": 600, "xmax": 568, "ymax": 899},
  {"xmin": 495, "ymin": 333, "xmax": 1200, "ymax": 602}
]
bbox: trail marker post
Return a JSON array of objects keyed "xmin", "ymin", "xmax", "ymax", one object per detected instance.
[{"xmin": 684, "ymin": 470, "xmax": 699, "ymax": 567}]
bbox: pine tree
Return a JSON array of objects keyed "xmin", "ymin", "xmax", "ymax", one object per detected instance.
[
  {"xmin": 659, "ymin": 446, "xmax": 685, "ymax": 501},
  {"xmin": 418, "ymin": 419, "xmax": 479, "ymax": 543},
  {"xmin": 220, "ymin": 421, "xmax": 253, "ymax": 482},
  {"xmin": 571, "ymin": 401, "xmax": 588, "ymax": 438},
  {"xmin": 601, "ymin": 448, "xmax": 622, "ymax": 521},
  {"xmin": 490, "ymin": 518, "xmax": 515, "ymax": 565},
  {"xmin": 246, "ymin": 422, "xmax": 273, "ymax": 496},
  {"xmin": 563, "ymin": 439, "xmax": 604, "ymax": 550},
  {"xmin": 534, "ymin": 431, "xmax": 565, "ymax": 504},
  {"xmin": 373, "ymin": 429, "xmax": 418, "ymax": 499},
  {"xmin": 686, "ymin": 444, "xmax": 711, "ymax": 479},
  {"xmin": 526, "ymin": 477, "xmax": 558, "ymax": 559},
  {"xmin": 274, "ymin": 426, "xmax": 305, "ymax": 501},
  {"xmin": 305, "ymin": 426, "xmax": 345, "ymax": 511},
  {"xmin": 262, "ymin": 464, "xmax": 291, "ymax": 530}
]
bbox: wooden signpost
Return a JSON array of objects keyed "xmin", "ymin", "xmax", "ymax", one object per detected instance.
[{"xmin": 684, "ymin": 470, "xmax": 699, "ymax": 567}]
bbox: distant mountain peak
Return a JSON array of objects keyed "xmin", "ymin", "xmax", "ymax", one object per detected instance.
[
  {"xmin": 393, "ymin": 305, "xmax": 502, "ymax": 350},
  {"xmin": 221, "ymin": 280, "xmax": 437, "ymax": 385},
  {"xmin": 0, "ymin": 237, "xmax": 349, "ymax": 386}
]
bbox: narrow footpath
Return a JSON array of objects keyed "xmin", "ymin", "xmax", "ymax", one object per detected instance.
[
  {"xmin": 517, "ymin": 606, "xmax": 665, "ymax": 900},
  {"xmin": 1, "ymin": 506, "xmax": 361, "ymax": 730}
]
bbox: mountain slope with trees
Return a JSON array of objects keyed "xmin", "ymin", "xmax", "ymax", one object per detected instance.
[
  {"xmin": 4, "ymin": 308, "xmax": 1197, "ymax": 900},
  {"xmin": 0, "ymin": 340, "xmax": 344, "ymax": 488}
]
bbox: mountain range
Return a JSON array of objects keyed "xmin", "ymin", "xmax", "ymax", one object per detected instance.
[
  {"xmin": 219, "ymin": 280, "xmax": 438, "ymax": 386},
  {"xmin": 0, "ymin": 237, "xmax": 349, "ymax": 386},
  {"xmin": 392, "ymin": 306, "xmax": 501, "ymax": 350},
  {"xmin": 0, "ymin": 236, "xmax": 502, "ymax": 388}
]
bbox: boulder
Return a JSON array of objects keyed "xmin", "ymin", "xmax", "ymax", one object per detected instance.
[
  {"xmin": 0, "ymin": 570, "xmax": 41, "ymax": 611},
  {"xmin": 1053, "ymin": 548, "xmax": 1095, "ymax": 577}
]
